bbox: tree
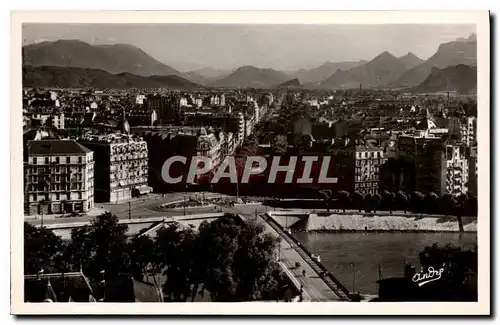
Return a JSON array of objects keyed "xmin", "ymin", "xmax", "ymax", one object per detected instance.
[
  {"xmin": 382, "ymin": 190, "xmax": 396, "ymax": 214},
  {"xmin": 128, "ymin": 235, "xmax": 155, "ymax": 281},
  {"xmin": 154, "ymin": 222, "xmax": 197, "ymax": 302},
  {"xmin": 424, "ymin": 192, "xmax": 439, "ymax": 214},
  {"xmin": 271, "ymin": 134, "xmax": 288, "ymax": 156},
  {"xmin": 418, "ymin": 243, "xmax": 477, "ymax": 301},
  {"xmin": 24, "ymin": 223, "xmax": 66, "ymax": 274},
  {"xmin": 319, "ymin": 189, "xmax": 333, "ymax": 212},
  {"xmin": 371, "ymin": 194, "xmax": 381, "ymax": 213},
  {"xmin": 364, "ymin": 194, "xmax": 372, "ymax": 212},
  {"xmin": 464, "ymin": 196, "xmax": 478, "ymax": 216},
  {"xmin": 337, "ymin": 191, "xmax": 350, "ymax": 213},
  {"xmin": 396, "ymin": 191, "xmax": 409, "ymax": 213},
  {"xmin": 65, "ymin": 212, "xmax": 130, "ymax": 281},
  {"xmin": 351, "ymin": 191, "xmax": 365, "ymax": 212},
  {"xmin": 195, "ymin": 215, "xmax": 284, "ymax": 302},
  {"xmin": 440, "ymin": 193, "xmax": 456, "ymax": 216},
  {"xmin": 411, "ymin": 191, "xmax": 425, "ymax": 213}
]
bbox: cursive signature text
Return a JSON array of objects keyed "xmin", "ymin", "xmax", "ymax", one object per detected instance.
[{"xmin": 412, "ymin": 266, "xmax": 445, "ymax": 287}]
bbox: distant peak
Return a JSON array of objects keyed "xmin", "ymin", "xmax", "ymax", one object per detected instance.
[
  {"xmin": 399, "ymin": 52, "xmax": 422, "ymax": 60},
  {"xmin": 374, "ymin": 51, "xmax": 396, "ymax": 60}
]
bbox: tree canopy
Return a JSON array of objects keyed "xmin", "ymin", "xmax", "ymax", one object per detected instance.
[{"xmin": 24, "ymin": 212, "xmax": 291, "ymax": 302}]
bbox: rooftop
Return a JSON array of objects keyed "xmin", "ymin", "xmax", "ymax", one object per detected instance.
[
  {"xmin": 78, "ymin": 133, "xmax": 145, "ymax": 144},
  {"xmin": 28, "ymin": 140, "xmax": 92, "ymax": 156}
]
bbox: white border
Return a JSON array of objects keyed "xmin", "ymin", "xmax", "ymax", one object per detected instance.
[{"xmin": 10, "ymin": 10, "xmax": 490, "ymax": 315}]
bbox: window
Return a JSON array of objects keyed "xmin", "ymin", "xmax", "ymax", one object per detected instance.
[
  {"xmin": 78, "ymin": 157, "xmax": 82, "ymax": 164},
  {"xmin": 33, "ymin": 157, "xmax": 37, "ymax": 165},
  {"xmin": 56, "ymin": 157, "xmax": 60, "ymax": 164},
  {"xmin": 45, "ymin": 157, "xmax": 49, "ymax": 164},
  {"xmin": 78, "ymin": 192, "xmax": 82, "ymax": 199},
  {"xmin": 66, "ymin": 157, "xmax": 70, "ymax": 164},
  {"xmin": 56, "ymin": 193, "xmax": 60, "ymax": 200}
]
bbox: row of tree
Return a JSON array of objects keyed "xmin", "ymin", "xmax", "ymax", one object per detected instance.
[
  {"xmin": 318, "ymin": 189, "xmax": 478, "ymax": 216},
  {"xmin": 24, "ymin": 213, "xmax": 291, "ymax": 302}
]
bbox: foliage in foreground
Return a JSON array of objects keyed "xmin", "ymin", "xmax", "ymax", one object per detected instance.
[{"xmin": 24, "ymin": 213, "xmax": 289, "ymax": 302}]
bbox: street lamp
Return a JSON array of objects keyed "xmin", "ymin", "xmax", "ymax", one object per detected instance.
[
  {"xmin": 128, "ymin": 201, "xmax": 131, "ymax": 220},
  {"xmin": 349, "ymin": 262, "xmax": 356, "ymax": 293}
]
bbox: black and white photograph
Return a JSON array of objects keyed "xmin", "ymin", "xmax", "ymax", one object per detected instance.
[{"xmin": 10, "ymin": 10, "xmax": 490, "ymax": 315}]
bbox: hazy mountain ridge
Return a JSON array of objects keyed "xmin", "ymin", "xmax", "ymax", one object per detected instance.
[
  {"xmin": 211, "ymin": 66, "xmax": 290, "ymax": 88},
  {"xmin": 22, "ymin": 35, "xmax": 477, "ymax": 91},
  {"xmin": 277, "ymin": 78, "xmax": 302, "ymax": 89},
  {"xmin": 321, "ymin": 51, "xmax": 408, "ymax": 89},
  {"xmin": 410, "ymin": 64, "xmax": 477, "ymax": 94},
  {"xmin": 398, "ymin": 52, "xmax": 424, "ymax": 70},
  {"xmin": 23, "ymin": 65, "xmax": 202, "ymax": 90},
  {"xmin": 290, "ymin": 60, "xmax": 367, "ymax": 84},
  {"xmin": 390, "ymin": 36, "xmax": 477, "ymax": 88},
  {"xmin": 22, "ymin": 40, "xmax": 180, "ymax": 77}
]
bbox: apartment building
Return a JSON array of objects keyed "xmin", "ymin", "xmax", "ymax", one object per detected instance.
[
  {"xmin": 444, "ymin": 144, "xmax": 469, "ymax": 196},
  {"xmin": 398, "ymin": 135, "xmax": 447, "ymax": 196},
  {"xmin": 467, "ymin": 146, "xmax": 478, "ymax": 197},
  {"xmin": 78, "ymin": 133, "xmax": 150, "ymax": 203},
  {"xmin": 24, "ymin": 140, "xmax": 94, "ymax": 215},
  {"xmin": 330, "ymin": 142, "xmax": 386, "ymax": 195},
  {"xmin": 461, "ymin": 116, "xmax": 477, "ymax": 147}
]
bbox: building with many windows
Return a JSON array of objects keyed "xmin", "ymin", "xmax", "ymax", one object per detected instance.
[
  {"xmin": 444, "ymin": 143, "xmax": 469, "ymax": 196},
  {"xmin": 78, "ymin": 133, "xmax": 150, "ymax": 203},
  {"xmin": 24, "ymin": 140, "xmax": 94, "ymax": 215},
  {"xmin": 330, "ymin": 142, "xmax": 386, "ymax": 195}
]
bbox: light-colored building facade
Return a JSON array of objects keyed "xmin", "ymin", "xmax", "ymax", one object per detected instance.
[
  {"xmin": 24, "ymin": 140, "xmax": 94, "ymax": 215},
  {"xmin": 461, "ymin": 116, "xmax": 477, "ymax": 147},
  {"xmin": 444, "ymin": 144, "xmax": 469, "ymax": 196},
  {"xmin": 78, "ymin": 133, "xmax": 150, "ymax": 203}
]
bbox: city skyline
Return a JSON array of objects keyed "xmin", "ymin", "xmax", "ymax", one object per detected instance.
[{"xmin": 22, "ymin": 23, "xmax": 476, "ymax": 72}]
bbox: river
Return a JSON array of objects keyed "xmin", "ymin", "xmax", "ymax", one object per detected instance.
[{"xmin": 293, "ymin": 232, "xmax": 477, "ymax": 295}]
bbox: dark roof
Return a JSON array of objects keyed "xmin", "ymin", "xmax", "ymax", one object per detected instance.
[
  {"xmin": 24, "ymin": 272, "xmax": 95, "ymax": 302},
  {"xmin": 28, "ymin": 140, "xmax": 92, "ymax": 155}
]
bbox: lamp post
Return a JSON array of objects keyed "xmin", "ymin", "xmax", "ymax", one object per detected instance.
[
  {"xmin": 128, "ymin": 201, "xmax": 131, "ymax": 220},
  {"xmin": 349, "ymin": 262, "xmax": 356, "ymax": 293}
]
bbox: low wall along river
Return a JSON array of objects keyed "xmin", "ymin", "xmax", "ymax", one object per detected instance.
[{"xmin": 271, "ymin": 212, "xmax": 477, "ymax": 233}]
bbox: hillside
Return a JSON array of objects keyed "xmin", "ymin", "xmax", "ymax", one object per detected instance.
[
  {"xmin": 277, "ymin": 78, "xmax": 302, "ymax": 89},
  {"xmin": 291, "ymin": 61, "xmax": 366, "ymax": 84},
  {"xmin": 212, "ymin": 66, "xmax": 289, "ymax": 88},
  {"xmin": 410, "ymin": 65, "xmax": 477, "ymax": 94},
  {"xmin": 22, "ymin": 65, "xmax": 202, "ymax": 90},
  {"xmin": 321, "ymin": 51, "xmax": 407, "ymax": 89},
  {"xmin": 22, "ymin": 40, "xmax": 180, "ymax": 77},
  {"xmin": 191, "ymin": 67, "xmax": 231, "ymax": 79},
  {"xmin": 398, "ymin": 52, "xmax": 424, "ymax": 70},
  {"xmin": 390, "ymin": 36, "xmax": 477, "ymax": 88}
]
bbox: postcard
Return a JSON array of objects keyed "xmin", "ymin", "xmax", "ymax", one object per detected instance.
[{"xmin": 10, "ymin": 10, "xmax": 490, "ymax": 315}]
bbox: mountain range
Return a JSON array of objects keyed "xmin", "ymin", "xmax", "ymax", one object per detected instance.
[
  {"xmin": 321, "ymin": 51, "xmax": 409, "ymax": 89},
  {"xmin": 22, "ymin": 65, "xmax": 202, "ymax": 90},
  {"xmin": 23, "ymin": 40, "xmax": 180, "ymax": 77},
  {"xmin": 211, "ymin": 66, "xmax": 289, "ymax": 88},
  {"xmin": 22, "ymin": 35, "xmax": 477, "ymax": 92},
  {"xmin": 409, "ymin": 65, "xmax": 477, "ymax": 94},
  {"xmin": 389, "ymin": 36, "xmax": 477, "ymax": 88},
  {"xmin": 289, "ymin": 61, "xmax": 367, "ymax": 84}
]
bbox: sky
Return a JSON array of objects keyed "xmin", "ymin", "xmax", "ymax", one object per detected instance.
[{"xmin": 22, "ymin": 24, "xmax": 476, "ymax": 72}]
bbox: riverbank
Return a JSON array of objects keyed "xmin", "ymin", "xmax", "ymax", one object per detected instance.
[
  {"xmin": 306, "ymin": 213, "xmax": 477, "ymax": 233},
  {"xmin": 268, "ymin": 211, "xmax": 477, "ymax": 233}
]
